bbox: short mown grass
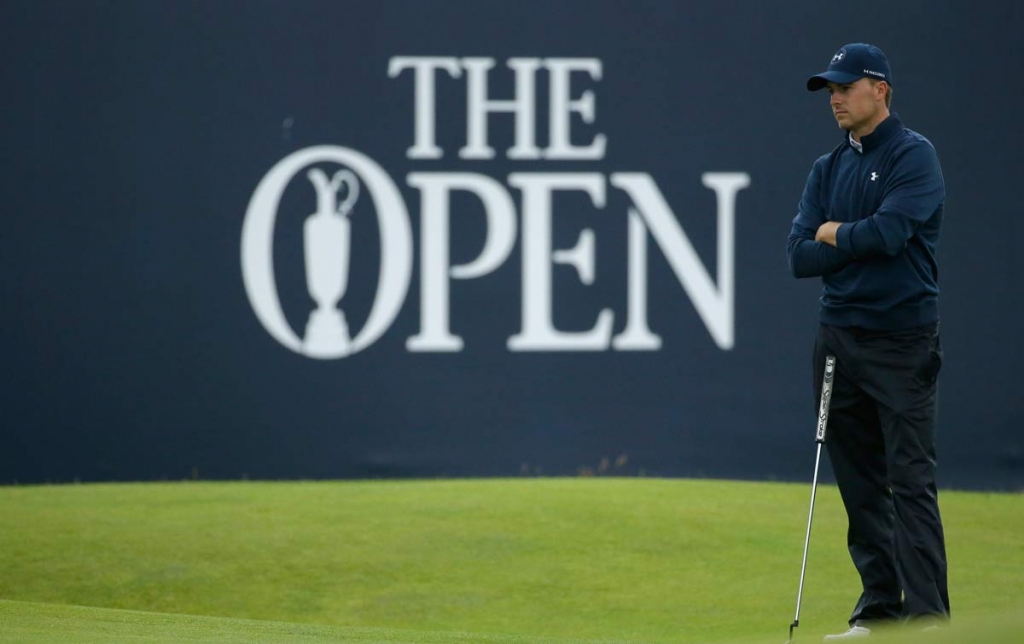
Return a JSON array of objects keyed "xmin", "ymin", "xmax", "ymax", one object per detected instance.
[
  {"xmin": 0, "ymin": 479, "xmax": 1021, "ymax": 643},
  {"xmin": 2, "ymin": 599, "xmax": 1023, "ymax": 644}
]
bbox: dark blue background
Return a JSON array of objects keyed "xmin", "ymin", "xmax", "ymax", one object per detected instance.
[{"xmin": 2, "ymin": 1, "xmax": 1021, "ymax": 488}]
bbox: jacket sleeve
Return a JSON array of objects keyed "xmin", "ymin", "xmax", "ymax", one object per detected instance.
[
  {"xmin": 787, "ymin": 159, "xmax": 855, "ymax": 278},
  {"xmin": 835, "ymin": 141, "xmax": 944, "ymax": 258}
]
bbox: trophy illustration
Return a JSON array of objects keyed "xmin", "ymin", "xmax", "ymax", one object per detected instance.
[{"xmin": 302, "ymin": 168, "xmax": 359, "ymax": 357}]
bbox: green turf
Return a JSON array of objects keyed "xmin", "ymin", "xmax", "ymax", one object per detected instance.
[
  {"xmin": 2, "ymin": 599, "xmax": 1023, "ymax": 644},
  {"xmin": 3, "ymin": 599, "xmax": 1024, "ymax": 644},
  {"xmin": 0, "ymin": 599, "xmax": 616, "ymax": 644},
  {"xmin": 0, "ymin": 479, "xmax": 1021, "ymax": 644}
]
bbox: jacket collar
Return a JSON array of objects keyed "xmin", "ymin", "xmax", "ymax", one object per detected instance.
[{"xmin": 846, "ymin": 113, "xmax": 902, "ymax": 153}]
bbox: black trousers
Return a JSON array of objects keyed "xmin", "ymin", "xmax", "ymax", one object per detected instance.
[{"xmin": 813, "ymin": 323, "xmax": 950, "ymax": 625}]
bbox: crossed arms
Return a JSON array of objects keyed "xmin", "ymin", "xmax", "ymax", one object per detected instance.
[{"xmin": 787, "ymin": 143, "xmax": 944, "ymax": 278}]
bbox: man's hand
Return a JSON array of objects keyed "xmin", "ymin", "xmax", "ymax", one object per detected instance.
[{"xmin": 815, "ymin": 221, "xmax": 842, "ymax": 247}]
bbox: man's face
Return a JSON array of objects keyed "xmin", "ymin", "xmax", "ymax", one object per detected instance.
[{"xmin": 826, "ymin": 78, "xmax": 884, "ymax": 133}]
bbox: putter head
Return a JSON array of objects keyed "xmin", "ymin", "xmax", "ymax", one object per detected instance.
[{"xmin": 787, "ymin": 619, "xmax": 798, "ymax": 643}]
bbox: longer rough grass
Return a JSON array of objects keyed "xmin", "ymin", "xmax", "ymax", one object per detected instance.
[{"xmin": 0, "ymin": 479, "xmax": 1021, "ymax": 644}]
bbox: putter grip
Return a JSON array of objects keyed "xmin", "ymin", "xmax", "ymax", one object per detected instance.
[{"xmin": 815, "ymin": 355, "xmax": 836, "ymax": 443}]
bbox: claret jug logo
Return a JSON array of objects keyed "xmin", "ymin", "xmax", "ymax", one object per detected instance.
[
  {"xmin": 241, "ymin": 56, "xmax": 750, "ymax": 359},
  {"xmin": 242, "ymin": 147, "xmax": 412, "ymax": 359}
]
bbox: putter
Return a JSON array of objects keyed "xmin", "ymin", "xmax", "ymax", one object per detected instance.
[{"xmin": 786, "ymin": 354, "xmax": 836, "ymax": 644}]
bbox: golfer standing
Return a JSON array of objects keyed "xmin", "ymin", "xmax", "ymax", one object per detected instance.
[{"xmin": 787, "ymin": 43, "xmax": 950, "ymax": 640}]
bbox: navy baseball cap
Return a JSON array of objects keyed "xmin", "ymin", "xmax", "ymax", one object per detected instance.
[{"xmin": 807, "ymin": 43, "xmax": 893, "ymax": 91}]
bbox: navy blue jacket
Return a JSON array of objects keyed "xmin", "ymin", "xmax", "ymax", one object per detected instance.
[{"xmin": 787, "ymin": 114, "xmax": 945, "ymax": 330}]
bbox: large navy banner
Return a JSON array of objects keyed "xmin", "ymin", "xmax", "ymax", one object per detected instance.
[{"xmin": 2, "ymin": 1, "xmax": 1021, "ymax": 488}]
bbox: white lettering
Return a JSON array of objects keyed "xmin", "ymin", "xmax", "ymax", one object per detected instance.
[
  {"xmin": 544, "ymin": 58, "xmax": 607, "ymax": 160},
  {"xmin": 507, "ymin": 173, "xmax": 612, "ymax": 351},
  {"xmin": 610, "ymin": 172, "xmax": 750, "ymax": 350},
  {"xmin": 387, "ymin": 57, "xmax": 462, "ymax": 160},
  {"xmin": 406, "ymin": 173, "xmax": 517, "ymax": 351},
  {"xmin": 248, "ymin": 56, "xmax": 753, "ymax": 358},
  {"xmin": 611, "ymin": 208, "xmax": 661, "ymax": 350},
  {"xmin": 460, "ymin": 58, "xmax": 542, "ymax": 160}
]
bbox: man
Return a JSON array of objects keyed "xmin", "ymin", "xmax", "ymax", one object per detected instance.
[{"xmin": 787, "ymin": 43, "xmax": 950, "ymax": 640}]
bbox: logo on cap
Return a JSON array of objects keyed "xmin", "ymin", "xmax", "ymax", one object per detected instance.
[{"xmin": 832, "ymin": 50, "xmax": 846, "ymax": 63}]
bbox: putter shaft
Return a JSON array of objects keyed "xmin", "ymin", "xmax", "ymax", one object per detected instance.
[
  {"xmin": 787, "ymin": 355, "xmax": 835, "ymax": 642},
  {"xmin": 791, "ymin": 442, "xmax": 823, "ymax": 632}
]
